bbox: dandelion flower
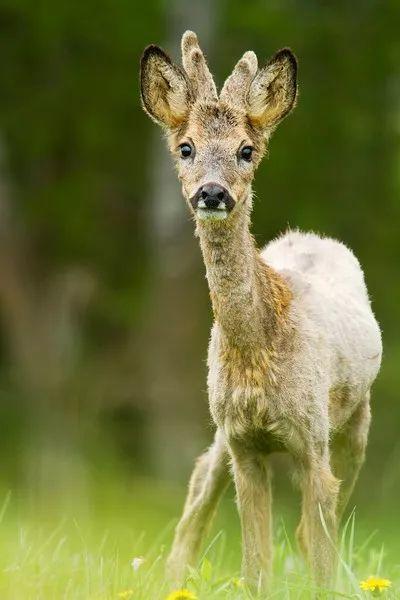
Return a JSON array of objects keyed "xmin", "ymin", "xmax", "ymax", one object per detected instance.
[
  {"xmin": 360, "ymin": 576, "xmax": 391, "ymax": 593},
  {"xmin": 165, "ymin": 589, "xmax": 197, "ymax": 600},
  {"xmin": 131, "ymin": 556, "xmax": 145, "ymax": 572},
  {"xmin": 118, "ymin": 590, "xmax": 134, "ymax": 599}
]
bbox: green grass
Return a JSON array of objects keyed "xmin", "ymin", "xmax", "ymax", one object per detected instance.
[{"xmin": 0, "ymin": 480, "xmax": 399, "ymax": 599}]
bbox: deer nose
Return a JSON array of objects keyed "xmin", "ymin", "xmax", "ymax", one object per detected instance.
[{"xmin": 200, "ymin": 183, "xmax": 228, "ymax": 209}]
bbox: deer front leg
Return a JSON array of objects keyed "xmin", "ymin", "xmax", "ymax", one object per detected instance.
[
  {"xmin": 166, "ymin": 429, "xmax": 230, "ymax": 585},
  {"xmin": 297, "ymin": 451, "xmax": 340, "ymax": 588},
  {"xmin": 230, "ymin": 445, "xmax": 273, "ymax": 591}
]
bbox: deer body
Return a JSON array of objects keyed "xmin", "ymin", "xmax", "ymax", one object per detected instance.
[
  {"xmin": 140, "ymin": 32, "xmax": 382, "ymax": 591},
  {"xmin": 205, "ymin": 227, "xmax": 381, "ymax": 441}
]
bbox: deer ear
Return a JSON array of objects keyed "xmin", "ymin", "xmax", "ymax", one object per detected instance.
[
  {"xmin": 140, "ymin": 45, "xmax": 192, "ymax": 128},
  {"xmin": 247, "ymin": 48, "xmax": 297, "ymax": 129}
]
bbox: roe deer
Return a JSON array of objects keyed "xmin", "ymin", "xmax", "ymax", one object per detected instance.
[{"xmin": 140, "ymin": 31, "xmax": 382, "ymax": 591}]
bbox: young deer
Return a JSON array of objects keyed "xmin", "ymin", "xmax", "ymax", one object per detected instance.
[{"xmin": 140, "ymin": 31, "xmax": 382, "ymax": 590}]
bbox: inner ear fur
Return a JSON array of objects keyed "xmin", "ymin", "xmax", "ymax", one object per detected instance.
[
  {"xmin": 247, "ymin": 48, "xmax": 297, "ymax": 129},
  {"xmin": 140, "ymin": 45, "xmax": 193, "ymax": 128}
]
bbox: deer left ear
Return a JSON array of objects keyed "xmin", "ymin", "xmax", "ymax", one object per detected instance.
[
  {"xmin": 140, "ymin": 45, "xmax": 193, "ymax": 128},
  {"xmin": 247, "ymin": 48, "xmax": 297, "ymax": 130}
]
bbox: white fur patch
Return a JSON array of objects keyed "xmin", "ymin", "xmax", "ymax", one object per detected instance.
[{"xmin": 197, "ymin": 207, "xmax": 228, "ymax": 221}]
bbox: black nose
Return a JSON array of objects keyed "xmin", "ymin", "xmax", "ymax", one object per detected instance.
[{"xmin": 200, "ymin": 183, "xmax": 228, "ymax": 209}]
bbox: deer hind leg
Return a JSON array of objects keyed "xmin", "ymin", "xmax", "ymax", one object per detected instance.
[
  {"xmin": 166, "ymin": 429, "xmax": 230, "ymax": 585},
  {"xmin": 297, "ymin": 447, "xmax": 340, "ymax": 588},
  {"xmin": 296, "ymin": 511, "xmax": 309, "ymax": 561},
  {"xmin": 230, "ymin": 447, "xmax": 273, "ymax": 592},
  {"xmin": 330, "ymin": 394, "xmax": 371, "ymax": 522}
]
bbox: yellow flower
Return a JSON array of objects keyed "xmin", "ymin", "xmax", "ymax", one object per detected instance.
[
  {"xmin": 118, "ymin": 590, "xmax": 134, "ymax": 599},
  {"xmin": 360, "ymin": 577, "xmax": 392, "ymax": 593},
  {"xmin": 165, "ymin": 589, "xmax": 197, "ymax": 600}
]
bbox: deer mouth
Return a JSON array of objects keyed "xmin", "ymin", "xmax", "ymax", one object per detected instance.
[{"xmin": 196, "ymin": 199, "xmax": 228, "ymax": 220}]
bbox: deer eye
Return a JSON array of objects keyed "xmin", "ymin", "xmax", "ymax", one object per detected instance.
[
  {"xmin": 240, "ymin": 146, "xmax": 253, "ymax": 161},
  {"xmin": 179, "ymin": 143, "xmax": 193, "ymax": 158}
]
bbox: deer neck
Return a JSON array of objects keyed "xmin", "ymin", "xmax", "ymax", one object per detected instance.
[{"xmin": 196, "ymin": 205, "xmax": 292, "ymax": 349}]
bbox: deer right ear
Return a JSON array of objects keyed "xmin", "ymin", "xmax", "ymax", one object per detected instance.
[
  {"xmin": 140, "ymin": 45, "xmax": 192, "ymax": 128},
  {"xmin": 247, "ymin": 48, "xmax": 297, "ymax": 130}
]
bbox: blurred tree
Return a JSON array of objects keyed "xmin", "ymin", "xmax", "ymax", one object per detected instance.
[
  {"xmin": 0, "ymin": 0, "xmax": 398, "ymax": 507},
  {"xmin": 0, "ymin": 0, "xmax": 163, "ymax": 493}
]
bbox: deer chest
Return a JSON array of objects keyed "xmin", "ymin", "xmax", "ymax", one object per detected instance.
[{"xmin": 207, "ymin": 331, "xmax": 281, "ymax": 437}]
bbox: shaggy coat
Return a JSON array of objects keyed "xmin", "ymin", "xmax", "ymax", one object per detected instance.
[{"xmin": 140, "ymin": 31, "xmax": 382, "ymax": 591}]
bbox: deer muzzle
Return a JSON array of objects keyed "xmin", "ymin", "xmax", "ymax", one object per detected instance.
[{"xmin": 190, "ymin": 183, "xmax": 235, "ymax": 220}]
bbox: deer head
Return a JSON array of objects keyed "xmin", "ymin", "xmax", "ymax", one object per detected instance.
[{"xmin": 140, "ymin": 31, "xmax": 297, "ymax": 223}]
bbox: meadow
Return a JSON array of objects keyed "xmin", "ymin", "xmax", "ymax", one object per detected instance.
[{"xmin": 1, "ymin": 477, "xmax": 398, "ymax": 600}]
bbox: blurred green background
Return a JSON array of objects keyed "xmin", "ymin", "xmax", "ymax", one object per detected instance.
[{"xmin": 0, "ymin": 0, "xmax": 399, "ymax": 563}]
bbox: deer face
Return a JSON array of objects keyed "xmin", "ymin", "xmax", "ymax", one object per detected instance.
[{"xmin": 140, "ymin": 32, "xmax": 297, "ymax": 223}]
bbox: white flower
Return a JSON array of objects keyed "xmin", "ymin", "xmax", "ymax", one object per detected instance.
[
  {"xmin": 131, "ymin": 556, "xmax": 145, "ymax": 572},
  {"xmin": 283, "ymin": 555, "xmax": 296, "ymax": 574}
]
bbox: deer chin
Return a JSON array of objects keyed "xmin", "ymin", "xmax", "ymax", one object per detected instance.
[{"xmin": 196, "ymin": 208, "xmax": 228, "ymax": 221}]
